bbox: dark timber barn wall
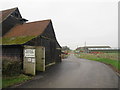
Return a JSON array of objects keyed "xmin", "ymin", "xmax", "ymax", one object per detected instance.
[{"xmin": 2, "ymin": 45, "xmax": 23, "ymax": 59}]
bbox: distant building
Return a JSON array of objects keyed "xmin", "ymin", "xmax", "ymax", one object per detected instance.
[{"xmin": 76, "ymin": 46, "xmax": 111, "ymax": 53}]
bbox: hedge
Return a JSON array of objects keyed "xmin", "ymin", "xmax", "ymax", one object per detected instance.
[{"xmin": 2, "ymin": 56, "xmax": 22, "ymax": 76}]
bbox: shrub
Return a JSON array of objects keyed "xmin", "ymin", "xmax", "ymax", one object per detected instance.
[{"xmin": 2, "ymin": 56, "xmax": 22, "ymax": 76}]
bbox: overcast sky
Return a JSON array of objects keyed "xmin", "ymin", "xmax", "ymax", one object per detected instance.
[{"xmin": 0, "ymin": 0, "xmax": 119, "ymax": 50}]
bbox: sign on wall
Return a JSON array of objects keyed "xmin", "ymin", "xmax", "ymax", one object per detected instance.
[{"xmin": 24, "ymin": 49, "xmax": 35, "ymax": 57}]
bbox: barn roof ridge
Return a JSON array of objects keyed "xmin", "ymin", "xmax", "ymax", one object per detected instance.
[
  {"xmin": 0, "ymin": 7, "xmax": 17, "ymax": 12},
  {"xmin": 26, "ymin": 19, "xmax": 51, "ymax": 24},
  {"xmin": 0, "ymin": 7, "xmax": 17, "ymax": 23}
]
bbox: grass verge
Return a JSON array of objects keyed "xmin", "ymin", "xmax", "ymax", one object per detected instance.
[
  {"xmin": 2, "ymin": 74, "xmax": 33, "ymax": 88},
  {"xmin": 76, "ymin": 53, "xmax": 120, "ymax": 73},
  {"xmin": 0, "ymin": 77, "xmax": 2, "ymax": 89}
]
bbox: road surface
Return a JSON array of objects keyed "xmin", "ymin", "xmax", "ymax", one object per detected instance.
[{"xmin": 17, "ymin": 54, "xmax": 118, "ymax": 88}]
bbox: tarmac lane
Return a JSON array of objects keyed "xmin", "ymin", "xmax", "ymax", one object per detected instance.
[{"xmin": 16, "ymin": 54, "xmax": 119, "ymax": 88}]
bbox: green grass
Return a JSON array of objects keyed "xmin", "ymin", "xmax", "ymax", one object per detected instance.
[
  {"xmin": 0, "ymin": 77, "xmax": 2, "ymax": 89},
  {"xmin": 76, "ymin": 53, "xmax": 120, "ymax": 71},
  {"xmin": 2, "ymin": 74, "xmax": 33, "ymax": 88}
]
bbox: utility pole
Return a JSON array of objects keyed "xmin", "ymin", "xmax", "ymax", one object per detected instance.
[
  {"xmin": 77, "ymin": 45, "xmax": 78, "ymax": 49},
  {"xmin": 84, "ymin": 41, "xmax": 87, "ymax": 53},
  {"xmin": 85, "ymin": 41, "xmax": 86, "ymax": 47}
]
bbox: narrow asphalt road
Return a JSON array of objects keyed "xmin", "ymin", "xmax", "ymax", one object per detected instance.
[{"xmin": 17, "ymin": 54, "xmax": 118, "ymax": 88}]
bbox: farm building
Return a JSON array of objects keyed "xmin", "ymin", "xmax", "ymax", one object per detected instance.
[
  {"xmin": 76, "ymin": 46, "xmax": 111, "ymax": 53},
  {"xmin": 0, "ymin": 7, "xmax": 62, "ymax": 72},
  {"xmin": 89, "ymin": 48, "xmax": 119, "ymax": 53}
]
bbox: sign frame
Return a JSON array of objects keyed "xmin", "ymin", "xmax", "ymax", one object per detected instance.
[{"xmin": 24, "ymin": 49, "xmax": 35, "ymax": 57}]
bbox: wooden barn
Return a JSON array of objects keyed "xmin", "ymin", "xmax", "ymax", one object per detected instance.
[{"xmin": 0, "ymin": 7, "xmax": 62, "ymax": 72}]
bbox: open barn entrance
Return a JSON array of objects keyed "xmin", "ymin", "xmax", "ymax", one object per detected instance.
[{"xmin": 23, "ymin": 46, "xmax": 45, "ymax": 75}]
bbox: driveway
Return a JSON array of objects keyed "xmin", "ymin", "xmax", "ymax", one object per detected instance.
[{"xmin": 16, "ymin": 54, "xmax": 119, "ymax": 88}]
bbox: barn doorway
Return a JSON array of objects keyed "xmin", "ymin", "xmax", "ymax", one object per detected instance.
[{"xmin": 23, "ymin": 46, "xmax": 45, "ymax": 75}]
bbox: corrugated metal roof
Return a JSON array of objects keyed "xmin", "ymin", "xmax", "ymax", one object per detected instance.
[
  {"xmin": 0, "ymin": 7, "xmax": 17, "ymax": 23},
  {"xmin": 83, "ymin": 46, "xmax": 111, "ymax": 48},
  {"xmin": 2, "ymin": 19, "xmax": 51, "ymax": 45}
]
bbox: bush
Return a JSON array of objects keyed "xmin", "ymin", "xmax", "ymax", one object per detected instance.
[
  {"xmin": 2, "ymin": 56, "xmax": 22, "ymax": 76},
  {"xmin": 61, "ymin": 54, "xmax": 69, "ymax": 59}
]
